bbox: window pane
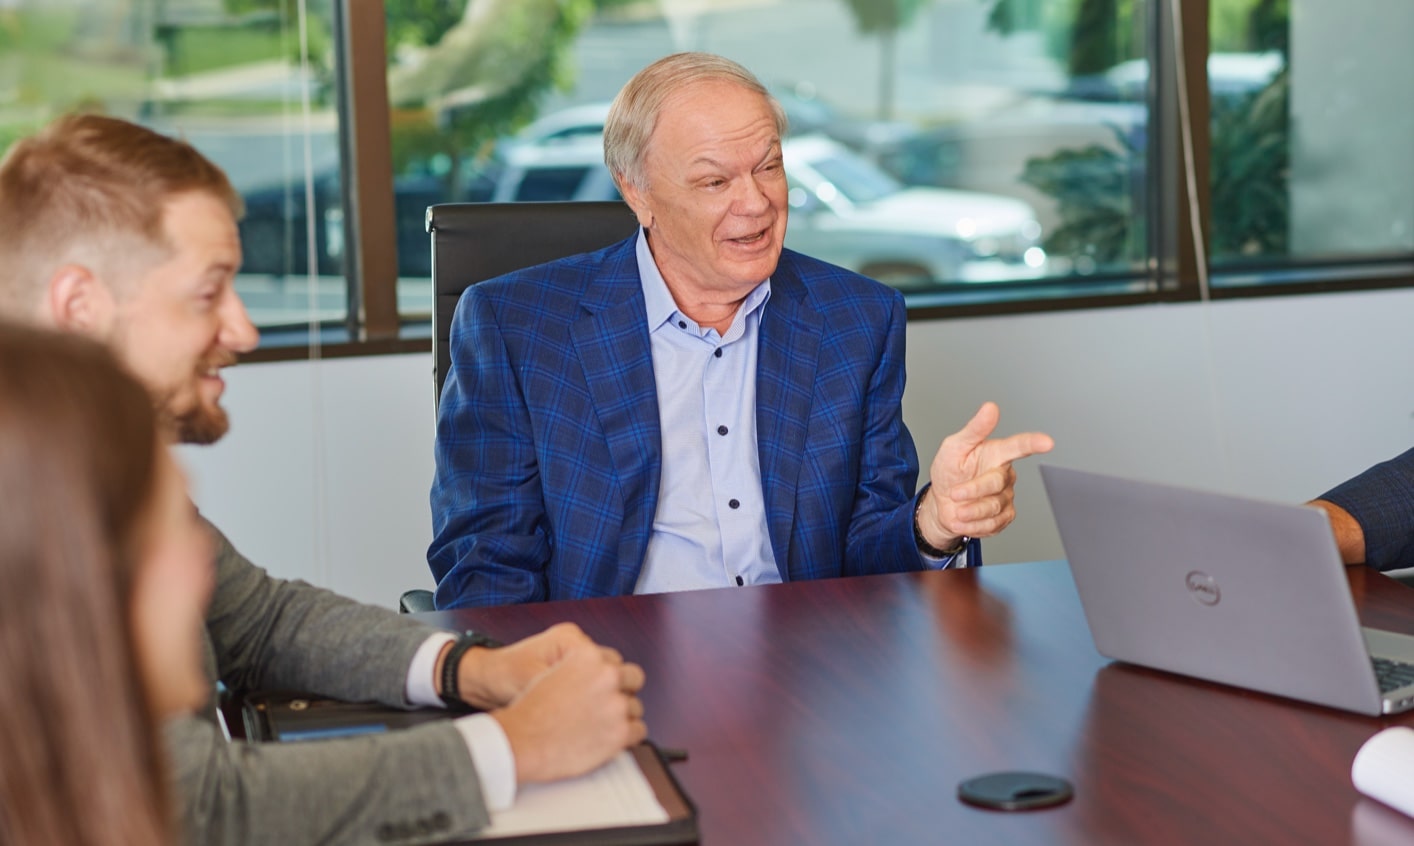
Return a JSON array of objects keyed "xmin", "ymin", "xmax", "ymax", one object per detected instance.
[
  {"xmin": 387, "ymin": 0, "xmax": 1156, "ymax": 314},
  {"xmin": 0, "ymin": 0, "xmax": 343, "ymax": 331},
  {"xmin": 1209, "ymin": 0, "xmax": 1414, "ymax": 277}
]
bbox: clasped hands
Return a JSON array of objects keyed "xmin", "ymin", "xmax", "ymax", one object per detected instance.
[
  {"xmin": 915, "ymin": 401, "xmax": 1055, "ymax": 552},
  {"xmin": 449, "ymin": 622, "xmax": 647, "ymax": 784}
]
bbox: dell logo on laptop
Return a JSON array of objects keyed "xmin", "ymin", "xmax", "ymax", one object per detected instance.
[{"xmin": 1185, "ymin": 571, "xmax": 1221, "ymax": 606}]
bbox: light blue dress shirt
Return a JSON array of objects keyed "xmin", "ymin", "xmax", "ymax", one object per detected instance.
[{"xmin": 633, "ymin": 231, "xmax": 780, "ymax": 594}]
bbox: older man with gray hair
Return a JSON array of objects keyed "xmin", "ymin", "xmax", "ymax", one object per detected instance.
[{"xmin": 430, "ymin": 52, "xmax": 1054, "ymax": 608}]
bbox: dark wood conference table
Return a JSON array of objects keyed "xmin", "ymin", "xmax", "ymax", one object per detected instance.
[{"xmin": 422, "ymin": 562, "xmax": 1414, "ymax": 845}]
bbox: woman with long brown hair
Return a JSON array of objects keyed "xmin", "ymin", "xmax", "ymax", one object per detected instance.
[{"xmin": 0, "ymin": 321, "xmax": 213, "ymax": 845}]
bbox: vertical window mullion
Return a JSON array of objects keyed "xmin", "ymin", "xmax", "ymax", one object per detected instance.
[
  {"xmin": 1163, "ymin": 0, "xmax": 1212, "ymax": 299},
  {"xmin": 334, "ymin": 0, "xmax": 399, "ymax": 340}
]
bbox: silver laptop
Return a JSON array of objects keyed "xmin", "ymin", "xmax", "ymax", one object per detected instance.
[{"xmin": 1040, "ymin": 464, "xmax": 1414, "ymax": 715}]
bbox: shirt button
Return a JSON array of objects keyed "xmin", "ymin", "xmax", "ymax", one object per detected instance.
[
  {"xmin": 714, "ymin": 348, "xmax": 723, "ymax": 358},
  {"xmin": 717, "ymin": 425, "xmax": 728, "ymax": 436},
  {"xmin": 728, "ymin": 499, "xmax": 740, "ymax": 509},
  {"xmin": 735, "ymin": 575, "xmax": 745, "ymax": 586},
  {"xmin": 678, "ymin": 320, "xmax": 687, "ymax": 329}
]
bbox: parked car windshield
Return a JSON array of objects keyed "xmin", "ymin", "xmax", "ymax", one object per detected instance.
[{"xmin": 804, "ymin": 150, "xmax": 903, "ymax": 205}]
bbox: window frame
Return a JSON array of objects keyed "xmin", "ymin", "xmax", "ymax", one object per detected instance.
[{"xmin": 244, "ymin": 0, "xmax": 1414, "ymax": 362}]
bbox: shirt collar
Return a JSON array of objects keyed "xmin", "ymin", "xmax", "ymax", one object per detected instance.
[{"xmin": 635, "ymin": 228, "xmax": 772, "ymax": 335}]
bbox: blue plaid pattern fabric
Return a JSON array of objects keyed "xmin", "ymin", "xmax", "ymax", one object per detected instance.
[
  {"xmin": 428, "ymin": 235, "xmax": 929, "ymax": 607},
  {"xmin": 1321, "ymin": 447, "xmax": 1414, "ymax": 571}
]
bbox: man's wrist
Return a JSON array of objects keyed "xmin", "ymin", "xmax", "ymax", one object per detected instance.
[
  {"xmin": 915, "ymin": 488, "xmax": 966, "ymax": 557},
  {"xmin": 439, "ymin": 631, "xmax": 503, "ymax": 709},
  {"xmin": 1312, "ymin": 499, "xmax": 1367, "ymax": 565}
]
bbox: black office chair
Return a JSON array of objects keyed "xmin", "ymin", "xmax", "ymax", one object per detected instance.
[
  {"xmin": 426, "ymin": 200, "xmax": 640, "ymax": 410},
  {"xmin": 399, "ymin": 201, "xmax": 640, "ymax": 614}
]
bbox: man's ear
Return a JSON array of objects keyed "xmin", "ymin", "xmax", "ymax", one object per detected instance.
[
  {"xmin": 46, "ymin": 264, "xmax": 116, "ymax": 336},
  {"xmin": 617, "ymin": 175, "xmax": 653, "ymax": 230}
]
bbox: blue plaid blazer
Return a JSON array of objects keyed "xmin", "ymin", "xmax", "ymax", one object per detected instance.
[
  {"xmin": 428, "ymin": 235, "xmax": 927, "ymax": 607},
  {"xmin": 1321, "ymin": 447, "xmax": 1414, "ymax": 571}
]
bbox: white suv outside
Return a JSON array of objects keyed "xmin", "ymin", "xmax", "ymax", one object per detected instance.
[
  {"xmin": 491, "ymin": 135, "xmax": 622, "ymax": 203},
  {"xmin": 782, "ymin": 135, "xmax": 1045, "ymax": 285}
]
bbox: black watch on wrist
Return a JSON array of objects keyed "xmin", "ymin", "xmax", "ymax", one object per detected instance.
[
  {"xmin": 914, "ymin": 496, "xmax": 967, "ymax": 558},
  {"xmin": 438, "ymin": 630, "xmax": 503, "ymax": 709}
]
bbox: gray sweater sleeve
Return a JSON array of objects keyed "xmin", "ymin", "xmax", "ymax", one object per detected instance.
[
  {"xmin": 202, "ymin": 518, "xmax": 439, "ymax": 704},
  {"xmin": 167, "ymin": 518, "xmax": 490, "ymax": 845},
  {"xmin": 165, "ymin": 716, "xmax": 489, "ymax": 845}
]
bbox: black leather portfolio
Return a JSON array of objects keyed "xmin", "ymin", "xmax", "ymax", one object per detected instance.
[{"xmin": 240, "ymin": 691, "xmax": 698, "ymax": 845}]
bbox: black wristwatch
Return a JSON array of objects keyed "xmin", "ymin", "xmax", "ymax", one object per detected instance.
[{"xmin": 438, "ymin": 630, "xmax": 503, "ymax": 709}]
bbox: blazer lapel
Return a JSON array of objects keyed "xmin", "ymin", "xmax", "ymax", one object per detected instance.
[
  {"xmin": 570, "ymin": 239, "xmax": 661, "ymax": 586},
  {"xmin": 756, "ymin": 254, "xmax": 822, "ymax": 580}
]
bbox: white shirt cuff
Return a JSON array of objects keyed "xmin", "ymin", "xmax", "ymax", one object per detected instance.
[
  {"xmin": 406, "ymin": 632, "xmax": 458, "ymax": 707},
  {"xmin": 919, "ymin": 545, "xmax": 968, "ymax": 570},
  {"xmin": 454, "ymin": 713, "xmax": 518, "ymax": 811}
]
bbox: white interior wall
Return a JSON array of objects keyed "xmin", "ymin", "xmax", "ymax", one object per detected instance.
[{"xmin": 181, "ymin": 288, "xmax": 1414, "ymax": 608}]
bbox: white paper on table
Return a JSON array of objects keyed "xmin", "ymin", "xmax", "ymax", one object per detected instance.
[
  {"xmin": 472, "ymin": 750, "xmax": 670, "ymax": 839},
  {"xmin": 1352, "ymin": 727, "xmax": 1414, "ymax": 819}
]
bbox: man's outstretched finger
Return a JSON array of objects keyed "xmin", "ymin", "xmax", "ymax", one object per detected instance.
[{"xmin": 981, "ymin": 431, "xmax": 1055, "ymax": 468}]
